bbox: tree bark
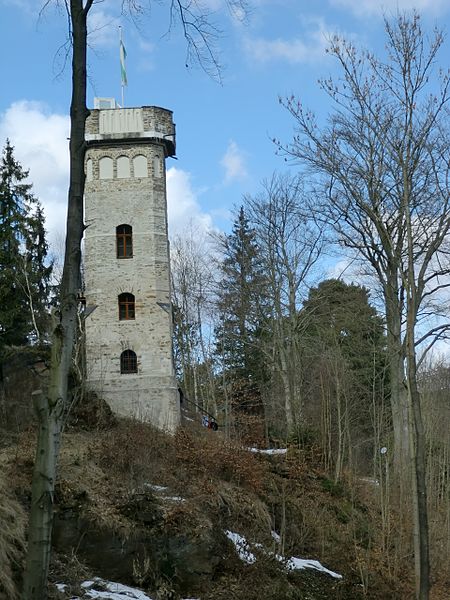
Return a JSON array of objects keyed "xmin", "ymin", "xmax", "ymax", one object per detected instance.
[
  {"xmin": 384, "ymin": 280, "xmax": 410, "ymax": 477},
  {"xmin": 22, "ymin": 390, "xmax": 63, "ymax": 599}
]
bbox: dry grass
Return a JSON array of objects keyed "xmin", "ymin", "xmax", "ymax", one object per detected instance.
[
  {"xmin": 0, "ymin": 472, "xmax": 26, "ymax": 599},
  {"xmin": 174, "ymin": 428, "xmax": 269, "ymax": 493},
  {"xmin": 1, "ymin": 416, "xmax": 434, "ymax": 599}
]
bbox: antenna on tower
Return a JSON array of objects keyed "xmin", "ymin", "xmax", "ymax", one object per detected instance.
[{"xmin": 119, "ymin": 26, "xmax": 127, "ymax": 107}]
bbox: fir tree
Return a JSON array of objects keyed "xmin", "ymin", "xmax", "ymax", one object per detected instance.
[{"xmin": 0, "ymin": 140, "xmax": 52, "ymax": 352}]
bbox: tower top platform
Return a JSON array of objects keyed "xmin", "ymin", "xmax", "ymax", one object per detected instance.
[{"xmin": 86, "ymin": 105, "xmax": 176, "ymax": 157}]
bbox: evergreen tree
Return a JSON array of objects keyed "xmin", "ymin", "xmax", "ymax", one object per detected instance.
[
  {"xmin": 0, "ymin": 140, "xmax": 52, "ymax": 352},
  {"xmin": 300, "ymin": 279, "xmax": 388, "ymax": 471},
  {"xmin": 215, "ymin": 206, "xmax": 267, "ymax": 408},
  {"xmin": 301, "ymin": 279, "xmax": 387, "ymax": 386}
]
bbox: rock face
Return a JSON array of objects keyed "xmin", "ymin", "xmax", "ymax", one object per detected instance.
[
  {"xmin": 83, "ymin": 105, "xmax": 180, "ymax": 432},
  {"xmin": 52, "ymin": 489, "xmax": 221, "ymax": 597}
]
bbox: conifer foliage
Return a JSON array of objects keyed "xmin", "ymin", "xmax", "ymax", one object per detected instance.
[
  {"xmin": 0, "ymin": 140, "xmax": 52, "ymax": 353},
  {"xmin": 215, "ymin": 206, "xmax": 267, "ymax": 408}
]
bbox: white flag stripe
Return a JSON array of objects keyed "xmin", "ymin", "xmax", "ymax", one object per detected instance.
[{"xmin": 120, "ymin": 39, "xmax": 127, "ymax": 87}]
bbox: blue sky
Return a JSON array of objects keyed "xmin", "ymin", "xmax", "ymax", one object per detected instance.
[{"xmin": 1, "ymin": 0, "xmax": 450, "ymax": 252}]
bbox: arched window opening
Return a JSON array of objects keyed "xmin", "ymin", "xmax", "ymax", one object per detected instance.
[
  {"xmin": 118, "ymin": 293, "xmax": 135, "ymax": 320},
  {"xmin": 120, "ymin": 349, "xmax": 137, "ymax": 374},
  {"xmin": 153, "ymin": 156, "xmax": 161, "ymax": 178},
  {"xmin": 133, "ymin": 154, "xmax": 148, "ymax": 178},
  {"xmin": 117, "ymin": 155, "xmax": 130, "ymax": 178},
  {"xmin": 99, "ymin": 156, "xmax": 113, "ymax": 179},
  {"xmin": 85, "ymin": 158, "xmax": 93, "ymax": 181},
  {"xmin": 116, "ymin": 224, "xmax": 133, "ymax": 258}
]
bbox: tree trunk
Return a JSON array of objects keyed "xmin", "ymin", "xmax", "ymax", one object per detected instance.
[
  {"xmin": 22, "ymin": 3, "xmax": 90, "ymax": 598},
  {"xmin": 405, "ymin": 284, "xmax": 430, "ymax": 599},
  {"xmin": 385, "ymin": 286, "xmax": 410, "ymax": 475},
  {"xmin": 22, "ymin": 390, "xmax": 63, "ymax": 598}
]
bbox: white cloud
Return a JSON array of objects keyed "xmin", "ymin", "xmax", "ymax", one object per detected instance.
[
  {"xmin": 220, "ymin": 140, "xmax": 247, "ymax": 183},
  {"xmin": 330, "ymin": 0, "xmax": 448, "ymax": 17},
  {"xmin": 244, "ymin": 18, "xmax": 331, "ymax": 65},
  {"xmin": 0, "ymin": 101, "xmax": 70, "ymax": 251},
  {"xmin": 166, "ymin": 167, "xmax": 214, "ymax": 236}
]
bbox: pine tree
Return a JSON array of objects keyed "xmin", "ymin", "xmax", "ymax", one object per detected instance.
[{"xmin": 0, "ymin": 140, "xmax": 52, "ymax": 353}]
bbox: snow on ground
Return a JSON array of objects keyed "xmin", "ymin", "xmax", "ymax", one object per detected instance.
[
  {"xmin": 143, "ymin": 483, "xmax": 185, "ymax": 502},
  {"xmin": 225, "ymin": 530, "xmax": 256, "ymax": 564},
  {"xmin": 283, "ymin": 557, "xmax": 342, "ymax": 579},
  {"xmin": 226, "ymin": 530, "xmax": 342, "ymax": 579},
  {"xmin": 60, "ymin": 578, "xmax": 199, "ymax": 600},
  {"xmin": 271, "ymin": 530, "xmax": 281, "ymax": 543},
  {"xmin": 247, "ymin": 447, "xmax": 288, "ymax": 455},
  {"xmin": 80, "ymin": 579, "xmax": 152, "ymax": 599},
  {"xmin": 143, "ymin": 483, "xmax": 169, "ymax": 492}
]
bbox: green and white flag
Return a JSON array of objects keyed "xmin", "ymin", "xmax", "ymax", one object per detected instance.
[{"xmin": 120, "ymin": 38, "xmax": 127, "ymax": 87}]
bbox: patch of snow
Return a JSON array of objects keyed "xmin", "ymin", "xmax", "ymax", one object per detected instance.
[
  {"xmin": 358, "ymin": 477, "xmax": 380, "ymax": 486},
  {"xmin": 58, "ymin": 578, "xmax": 202, "ymax": 600},
  {"xmin": 283, "ymin": 557, "xmax": 342, "ymax": 579},
  {"xmin": 248, "ymin": 447, "xmax": 288, "ymax": 455},
  {"xmin": 80, "ymin": 578, "xmax": 153, "ymax": 599},
  {"xmin": 144, "ymin": 483, "xmax": 169, "ymax": 492},
  {"xmin": 225, "ymin": 530, "xmax": 342, "ymax": 580},
  {"xmin": 142, "ymin": 483, "xmax": 185, "ymax": 503},
  {"xmin": 225, "ymin": 530, "xmax": 256, "ymax": 564}
]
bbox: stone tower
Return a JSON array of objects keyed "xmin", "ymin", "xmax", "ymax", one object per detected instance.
[{"xmin": 83, "ymin": 102, "xmax": 180, "ymax": 431}]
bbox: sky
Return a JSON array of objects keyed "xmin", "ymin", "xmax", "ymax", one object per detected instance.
[{"xmin": 1, "ymin": 0, "xmax": 450, "ymax": 254}]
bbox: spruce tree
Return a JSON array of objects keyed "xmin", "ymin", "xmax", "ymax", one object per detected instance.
[
  {"xmin": 0, "ymin": 140, "xmax": 52, "ymax": 353},
  {"xmin": 215, "ymin": 206, "xmax": 267, "ymax": 409}
]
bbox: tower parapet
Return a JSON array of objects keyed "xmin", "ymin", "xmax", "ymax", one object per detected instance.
[{"xmin": 86, "ymin": 106, "xmax": 176, "ymax": 157}]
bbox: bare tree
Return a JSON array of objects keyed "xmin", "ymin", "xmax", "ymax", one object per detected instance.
[
  {"xmin": 245, "ymin": 172, "xmax": 323, "ymax": 433},
  {"xmin": 171, "ymin": 222, "xmax": 216, "ymax": 413},
  {"xmin": 22, "ymin": 2, "xmax": 250, "ymax": 598},
  {"xmin": 277, "ymin": 13, "xmax": 450, "ymax": 599}
]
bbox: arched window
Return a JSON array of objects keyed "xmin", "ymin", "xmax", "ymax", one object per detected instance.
[
  {"xmin": 153, "ymin": 156, "xmax": 161, "ymax": 178},
  {"xmin": 117, "ymin": 155, "xmax": 130, "ymax": 178},
  {"xmin": 99, "ymin": 156, "xmax": 113, "ymax": 179},
  {"xmin": 133, "ymin": 154, "xmax": 148, "ymax": 178},
  {"xmin": 120, "ymin": 349, "xmax": 137, "ymax": 374},
  {"xmin": 116, "ymin": 224, "xmax": 133, "ymax": 258},
  {"xmin": 118, "ymin": 293, "xmax": 135, "ymax": 320},
  {"xmin": 85, "ymin": 158, "xmax": 93, "ymax": 181}
]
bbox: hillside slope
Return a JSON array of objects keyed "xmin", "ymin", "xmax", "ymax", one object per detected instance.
[{"xmin": 0, "ymin": 397, "xmax": 430, "ymax": 599}]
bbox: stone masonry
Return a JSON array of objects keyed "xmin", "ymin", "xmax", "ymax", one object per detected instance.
[{"xmin": 83, "ymin": 105, "xmax": 180, "ymax": 431}]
